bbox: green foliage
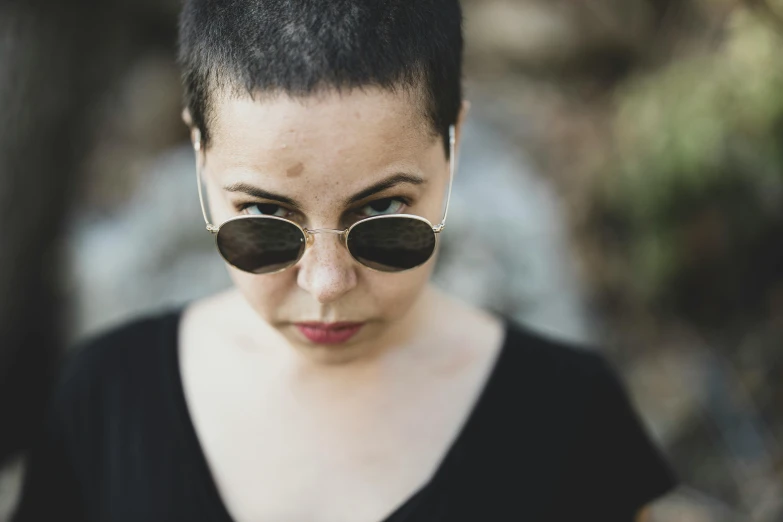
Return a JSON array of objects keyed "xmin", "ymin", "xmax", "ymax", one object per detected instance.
[{"xmin": 602, "ymin": 8, "xmax": 783, "ymax": 309}]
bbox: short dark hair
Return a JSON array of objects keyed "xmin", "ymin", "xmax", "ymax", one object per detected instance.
[{"xmin": 177, "ymin": 0, "xmax": 463, "ymax": 155}]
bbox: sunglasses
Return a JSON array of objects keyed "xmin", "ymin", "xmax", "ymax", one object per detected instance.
[{"xmin": 194, "ymin": 126, "xmax": 456, "ymax": 274}]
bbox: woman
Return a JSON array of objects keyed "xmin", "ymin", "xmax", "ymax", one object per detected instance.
[{"xmin": 14, "ymin": 0, "xmax": 678, "ymax": 520}]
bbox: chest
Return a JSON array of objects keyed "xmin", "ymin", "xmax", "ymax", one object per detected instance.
[{"xmin": 179, "ymin": 345, "xmax": 499, "ymax": 522}]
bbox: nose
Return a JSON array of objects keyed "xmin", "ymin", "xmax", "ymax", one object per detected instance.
[{"xmin": 296, "ymin": 232, "xmax": 358, "ymax": 304}]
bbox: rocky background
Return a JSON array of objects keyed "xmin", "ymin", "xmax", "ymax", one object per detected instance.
[{"xmin": 2, "ymin": 0, "xmax": 783, "ymax": 520}]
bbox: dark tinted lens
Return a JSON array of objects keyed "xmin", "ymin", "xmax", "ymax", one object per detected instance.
[
  {"xmin": 216, "ymin": 217, "xmax": 305, "ymax": 274},
  {"xmin": 347, "ymin": 216, "xmax": 436, "ymax": 272}
]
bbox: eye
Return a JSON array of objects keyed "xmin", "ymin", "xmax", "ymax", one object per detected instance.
[
  {"xmin": 242, "ymin": 203, "xmax": 291, "ymax": 218},
  {"xmin": 357, "ymin": 197, "xmax": 406, "ymax": 218}
]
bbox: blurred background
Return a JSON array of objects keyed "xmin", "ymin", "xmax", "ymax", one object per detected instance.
[{"xmin": 1, "ymin": 0, "xmax": 782, "ymax": 520}]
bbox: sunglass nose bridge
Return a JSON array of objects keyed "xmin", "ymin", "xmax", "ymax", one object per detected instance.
[{"xmin": 303, "ymin": 227, "xmax": 349, "ymax": 246}]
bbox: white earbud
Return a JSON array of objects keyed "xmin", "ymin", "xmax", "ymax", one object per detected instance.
[{"xmin": 192, "ymin": 128, "xmax": 202, "ymax": 151}]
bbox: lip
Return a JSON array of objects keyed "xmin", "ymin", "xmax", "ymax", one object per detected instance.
[{"xmin": 294, "ymin": 322, "xmax": 365, "ymax": 345}]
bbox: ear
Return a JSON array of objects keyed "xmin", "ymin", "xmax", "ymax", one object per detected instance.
[
  {"xmin": 454, "ymin": 100, "xmax": 471, "ymax": 155},
  {"xmin": 182, "ymin": 109, "xmax": 204, "ymax": 153},
  {"xmin": 181, "ymin": 107, "xmax": 193, "ymax": 127}
]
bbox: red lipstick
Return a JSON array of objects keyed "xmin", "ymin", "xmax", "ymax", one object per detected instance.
[{"xmin": 295, "ymin": 322, "xmax": 364, "ymax": 345}]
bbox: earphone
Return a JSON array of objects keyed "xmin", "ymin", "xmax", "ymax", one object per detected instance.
[{"xmin": 192, "ymin": 128, "xmax": 202, "ymax": 151}]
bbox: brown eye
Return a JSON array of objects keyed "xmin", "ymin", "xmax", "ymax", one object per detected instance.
[
  {"xmin": 357, "ymin": 198, "xmax": 404, "ymax": 217},
  {"xmin": 244, "ymin": 203, "xmax": 289, "ymax": 217}
]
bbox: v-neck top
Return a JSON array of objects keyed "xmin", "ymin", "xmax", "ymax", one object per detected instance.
[{"xmin": 14, "ymin": 307, "xmax": 678, "ymax": 522}]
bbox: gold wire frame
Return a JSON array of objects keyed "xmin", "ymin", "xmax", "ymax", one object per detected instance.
[{"xmin": 193, "ymin": 125, "xmax": 458, "ymax": 273}]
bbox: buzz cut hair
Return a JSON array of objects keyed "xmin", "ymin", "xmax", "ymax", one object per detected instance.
[{"xmin": 177, "ymin": 0, "xmax": 464, "ymax": 155}]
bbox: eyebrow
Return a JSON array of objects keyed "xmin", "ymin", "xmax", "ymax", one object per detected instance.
[
  {"xmin": 343, "ymin": 173, "xmax": 426, "ymax": 206},
  {"xmin": 222, "ymin": 182, "xmax": 302, "ymax": 210},
  {"xmin": 222, "ymin": 172, "xmax": 426, "ymax": 209}
]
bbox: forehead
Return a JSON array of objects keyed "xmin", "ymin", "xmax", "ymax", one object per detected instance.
[{"xmin": 208, "ymin": 87, "xmax": 436, "ymax": 166}]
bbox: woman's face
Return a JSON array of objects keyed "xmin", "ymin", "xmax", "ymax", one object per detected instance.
[{"xmin": 197, "ymin": 87, "xmax": 460, "ymax": 362}]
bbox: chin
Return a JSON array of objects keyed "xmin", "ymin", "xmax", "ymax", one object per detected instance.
[{"xmin": 288, "ymin": 337, "xmax": 375, "ymax": 365}]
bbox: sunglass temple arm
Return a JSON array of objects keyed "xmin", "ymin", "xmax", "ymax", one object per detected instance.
[
  {"xmin": 434, "ymin": 125, "xmax": 457, "ymax": 233},
  {"xmin": 193, "ymin": 130, "xmax": 219, "ymax": 234}
]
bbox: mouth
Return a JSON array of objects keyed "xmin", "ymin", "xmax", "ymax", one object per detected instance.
[{"xmin": 294, "ymin": 322, "xmax": 365, "ymax": 345}]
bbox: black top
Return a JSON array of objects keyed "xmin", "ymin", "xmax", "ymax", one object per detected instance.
[{"xmin": 14, "ymin": 308, "xmax": 677, "ymax": 522}]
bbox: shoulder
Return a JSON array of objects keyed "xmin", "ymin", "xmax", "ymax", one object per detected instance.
[
  {"xmin": 65, "ymin": 308, "xmax": 182, "ymax": 377},
  {"xmin": 499, "ymin": 321, "xmax": 678, "ymax": 515},
  {"xmin": 498, "ymin": 320, "xmax": 659, "ymax": 448},
  {"xmin": 14, "ymin": 309, "xmax": 186, "ymax": 521},
  {"xmin": 487, "ymin": 321, "xmax": 629, "ymax": 443},
  {"xmin": 53, "ymin": 308, "xmax": 183, "ymax": 416},
  {"xmin": 499, "ymin": 320, "xmax": 615, "ymax": 394}
]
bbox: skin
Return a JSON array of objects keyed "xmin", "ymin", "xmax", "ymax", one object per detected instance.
[
  {"xmin": 179, "ymin": 87, "xmax": 654, "ymax": 521},
  {"xmin": 196, "ymin": 87, "xmax": 457, "ymax": 365}
]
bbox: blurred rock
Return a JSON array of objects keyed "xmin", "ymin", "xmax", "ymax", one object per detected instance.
[
  {"xmin": 435, "ymin": 115, "xmax": 594, "ymax": 344},
  {"xmin": 65, "ymin": 145, "xmax": 230, "ymax": 342}
]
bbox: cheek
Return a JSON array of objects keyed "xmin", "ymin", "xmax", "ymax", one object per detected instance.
[
  {"xmin": 228, "ymin": 262, "xmax": 434, "ymax": 323},
  {"xmin": 364, "ymin": 263, "xmax": 435, "ymax": 319},
  {"xmin": 228, "ymin": 267, "xmax": 297, "ymax": 319}
]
